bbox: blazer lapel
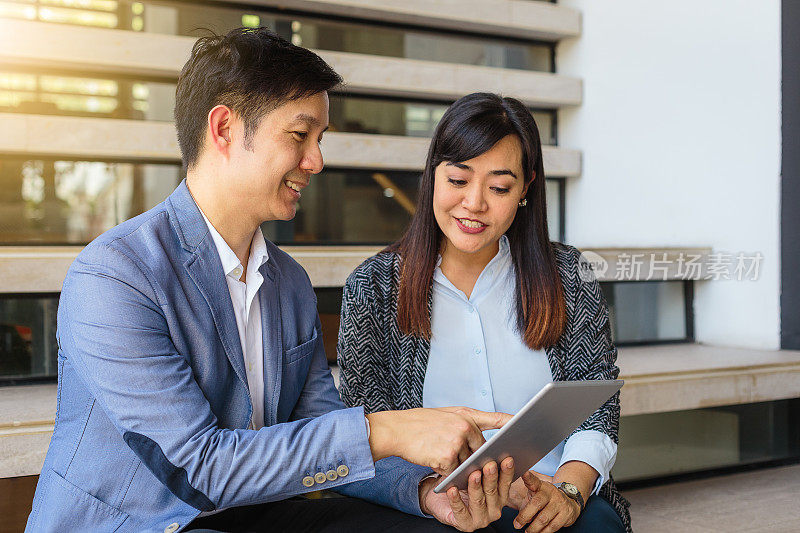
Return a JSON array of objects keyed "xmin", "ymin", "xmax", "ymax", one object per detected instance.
[
  {"xmin": 185, "ymin": 241, "xmax": 248, "ymax": 388},
  {"xmin": 258, "ymin": 261, "xmax": 283, "ymax": 427},
  {"xmin": 166, "ymin": 180, "xmax": 248, "ymax": 389}
]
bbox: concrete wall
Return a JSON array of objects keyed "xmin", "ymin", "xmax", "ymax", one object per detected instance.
[{"xmin": 557, "ymin": 0, "xmax": 781, "ymax": 349}]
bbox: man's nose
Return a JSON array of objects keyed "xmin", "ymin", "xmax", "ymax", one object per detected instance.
[{"xmin": 300, "ymin": 143, "xmax": 324, "ymax": 175}]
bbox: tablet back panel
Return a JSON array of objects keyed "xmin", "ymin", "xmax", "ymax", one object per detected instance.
[{"xmin": 434, "ymin": 380, "xmax": 623, "ymax": 493}]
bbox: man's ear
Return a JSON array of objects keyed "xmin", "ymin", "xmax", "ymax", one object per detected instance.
[{"xmin": 207, "ymin": 105, "xmax": 232, "ymax": 155}]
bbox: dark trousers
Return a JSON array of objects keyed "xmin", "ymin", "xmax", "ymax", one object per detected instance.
[
  {"xmin": 185, "ymin": 496, "xmax": 456, "ymax": 532},
  {"xmin": 186, "ymin": 494, "xmax": 625, "ymax": 533}
]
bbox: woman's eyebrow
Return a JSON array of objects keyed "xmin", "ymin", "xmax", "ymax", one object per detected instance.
[
  {"xmin": 489, "ymin": 169, "xmax": 518, "ymax": 179},
  {"xmin": 446, "ymin": 162, "xmax": 472, "ymax": 171},
  {"xmin": 445, "ymin": 162, "xmax": 518, "ymax": 179}
]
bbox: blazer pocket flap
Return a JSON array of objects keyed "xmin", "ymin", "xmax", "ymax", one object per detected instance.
[
  {"xmin": 36, "ymin": 469, "xmax": 128, "ymax": 531},
  {"xmin": 284, "ymin": 328, "xmax": 318, "ymax": 364}
]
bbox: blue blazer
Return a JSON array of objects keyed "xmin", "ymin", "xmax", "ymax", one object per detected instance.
[{"xmin": 26, "ymin": 181, "xmax": 429, "ymax": 533}]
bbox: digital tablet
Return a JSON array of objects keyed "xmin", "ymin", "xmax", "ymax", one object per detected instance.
[{"xmin": 433, "ymin": 380, "xmax": 623, "ymax": 494}]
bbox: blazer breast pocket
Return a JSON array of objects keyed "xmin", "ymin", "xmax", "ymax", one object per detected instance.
[{"xmin": 284, "ymin": 328, "xmax": 318, "ymax": 365}]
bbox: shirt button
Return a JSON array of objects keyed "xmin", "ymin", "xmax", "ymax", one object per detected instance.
[
  {"xmin": 302, "ymin": 475, "xmax": 315, "ymax": 487},
  {"xmin": 326, "ymin": 469, "xmax": 338, "ymax": 481},
  {"xmin": 474, "ymin": 347, "xmax": 482, "ymax": 354},
  {"xmin": 314, "ymin": 472, "xmax": 327, "ymax": 484},
  {"xmin": 164, "ymin": 523, "xmax": 180, "ymax": 533},
  {"xmin": 232, "ymin": 267, "xmax": 243, "ymax": 279},
  {"xmin": 481, "ymin": 390, "xmax": 488, "ymax": 397},
  {"xmin": 469, "ymin": 307, "xmax": 475, "ymax": 313},
  {"xmin": 336, "ymin": 464, "xmax": 350, "ymax": 478}
]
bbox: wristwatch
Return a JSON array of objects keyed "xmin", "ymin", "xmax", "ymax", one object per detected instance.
[{"xmin": 555, "ymin": 482, "xmax": 585, "ymax": 513}]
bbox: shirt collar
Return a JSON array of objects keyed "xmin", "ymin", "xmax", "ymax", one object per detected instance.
[
  {"xmin": 433, "ymin": 235, "xmax": 512, "ymax": 296},
  {"xmin": 249, "ymin": 227, "xmax": 269, "ymax": 271},
  {"xmin": 199, "ymin": 208, "xmax": 269, "ymax": 280}
]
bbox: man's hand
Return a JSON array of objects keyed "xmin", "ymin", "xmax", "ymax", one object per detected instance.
[
  {"xmin": 510, "ymin": 472, "xmax": 581, "ymax": 533},
  {"xmin": 366, "ymin": 407, "xmax": 512, "ymax": 475},
  {"xmin": 419, "ymin": 458, "xmax": 515, "ymax": 531}
]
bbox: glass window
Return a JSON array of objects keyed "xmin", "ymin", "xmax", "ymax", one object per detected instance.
[
  {"xmin": 0, "ymin": 294, "xmax": 58, "ymax": 384},
  {"xmin": 614, "ymin": 400, "xmax": 800, "ymax": 483},
  {"xmin": 1, "ymin": 160, "xmax": 560, "ymax": 245},
  {"xmin": 545, "ymin": 179, "xmax": 563, "ymax": 242},
  {"xmin": 0, "ymin": 73, "xmax": 558, "ymax": 145},
  {"xmin": 330, "ymin": 95, "xmax": 556, "ymax": 145},
  {"xmin": 315, "ymin": 287, "xmax": 342, "ymax": 363},
  {"xmin": 0, "ymin": 158, "xmax": 182, "ymax": 244},
  {"xmin": 600, "ymin": 281, "xmax": 692, "ymax": 344},
  {"xmin": 0, "ymin": 0, "xmax": 553, "ymax": 71},
  {"xmin": 263, "ymin": 170, "xmax": 563, "ymax": 245},
  {"xmin": 0, "ymin": 70, "xmax": 175, "ymax": 121}
]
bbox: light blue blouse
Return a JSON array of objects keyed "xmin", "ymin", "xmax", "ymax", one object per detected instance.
[{"xmin": 422, "ymin": 236, "xmax": 616, "ymax": 494}]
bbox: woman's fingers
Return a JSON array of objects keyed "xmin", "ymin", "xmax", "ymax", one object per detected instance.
[
  {"xmin": 522, "ymin": 470, "xmax": 543, "ymax": 492},
  {"xmin": 467, "ymin": 470, "xmax": 489, "ymax": 525},
  {"xmin": 525, "ymin": 501, "xmax": 560, "ymax": 533},
  {"xmin": 513, "ymin": 489, "xmax": 549, "ymax": 529},
  {"xmin": 481, "ymin": 461, "xmax": 500, "ymax": 512},
  {"xmin": 447, "ymin": 486, "xmax": 471, "ymax": 528},
  {"xmin": 539, "ymin": 509, "xmax": 570, "ymax": 533},
  {"xmin": 497, "ymin": 457, "xmax": 515, "ymax": 506}
]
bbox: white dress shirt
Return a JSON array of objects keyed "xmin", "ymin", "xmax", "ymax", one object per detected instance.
[
  {"xmin": 200, "ymin": 210, "xmax": 269, "ymax": 429},
  {"xmin": 422, "ymin": 235, "xmax": 617, "ymax": 495}
]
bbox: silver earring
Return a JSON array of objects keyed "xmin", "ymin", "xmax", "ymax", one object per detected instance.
[{"xmin": 518, "ymin": 199, "xmax": 527, "ymax": 207}]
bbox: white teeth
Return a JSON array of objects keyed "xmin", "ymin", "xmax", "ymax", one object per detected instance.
[
  {"xmin": 285, "ymin": 181, "xmax": 301, "ymax": 193},
  {"xmin": 458, "ymin": 218, "xmax": 485, "ymax": 229}
]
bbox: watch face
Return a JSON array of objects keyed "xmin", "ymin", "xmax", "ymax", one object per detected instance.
[{"xmin": 564, "ymin": 483, "xmax": 578, "ymax": 496}]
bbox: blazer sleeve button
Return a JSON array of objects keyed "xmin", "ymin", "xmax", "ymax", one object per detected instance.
[
  {"xmin": 164, "ymin": 523, "xmax": 180, "ymax": 533},
  {"xmin": 336, "ymin": 465, "xmax": 349, "ymax": 478},
  {"xmin": 326, "ymin": 469, "xmax": 338, "ymax": 481},
  {"xmin": 302, "ymin": 476, "xmax": 315, "ymax": 487},
  {"xmin": 314, "ymin": 472, "xmax": 327, "ymax": 484}
]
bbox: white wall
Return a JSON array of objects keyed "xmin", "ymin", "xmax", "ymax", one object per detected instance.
[{"xmin": 557, "ymin": 0, "xmax": 781, "ymax": 349}]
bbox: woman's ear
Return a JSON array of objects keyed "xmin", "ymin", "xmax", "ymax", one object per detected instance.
[{"xmin": 521, "ymin": 177, "xmax": 532, "ymax": 199}]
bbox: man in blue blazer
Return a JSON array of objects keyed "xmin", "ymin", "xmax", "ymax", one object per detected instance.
[{"xmin": 25, "ymin": 28, "xmax": 516, "ymax": 533}]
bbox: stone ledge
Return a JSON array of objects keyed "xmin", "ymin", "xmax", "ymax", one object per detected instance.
[
  {"xmin": 0, "ymin": 114, "xmax": 582, "ymax": 177},
  {"xmin": 0, "ymin": 385, "xmax": 57, "ymax": 478},
  {"xmin": 0, "ymin": 19, "xmax": 582, "ymax": 107},
  {"xmin": 618, "ymin": 343, "xmax": 800, "ymax": 415},
  {"xmin": 0, "ymin": 246, "xmax": 710, "ymax": 294},
  {"xmin": 4, "ymin": 343, "xmax": 799, "ymax": 477},
  {"xmin": 214, "ymin": 0, "xmax": 582, "ymax": 41}
]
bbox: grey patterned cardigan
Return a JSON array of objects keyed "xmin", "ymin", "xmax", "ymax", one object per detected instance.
[{"xmin": 336, "ymin": 242, "xmax": 632, "ymax": 532}]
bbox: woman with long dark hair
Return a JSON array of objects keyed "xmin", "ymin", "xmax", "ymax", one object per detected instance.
[{"xmin": 337, "ymin": 93, "xmax": 631, "ymax": 532}]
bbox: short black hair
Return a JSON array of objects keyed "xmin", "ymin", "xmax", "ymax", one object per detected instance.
[{"xmin": 175, "ymin": 27, "xmax": 342, "ymax": 169}]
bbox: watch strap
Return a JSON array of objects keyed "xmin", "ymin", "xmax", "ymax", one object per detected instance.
[{"xmin": 555, "ymin": 482, "xmax": 585, "ymax": 513}]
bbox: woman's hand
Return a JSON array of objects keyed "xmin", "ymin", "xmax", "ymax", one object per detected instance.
[
  {"xmin": 510, "ymin": 471, "xmax": 581, "ymax": 533},
  {"xmin": 507, "ymin": 471, "xmax": 553, "ymax": 510},
  {"xmin": 420, "ymin": 457, "xmax": 515, "ymax": 531}
]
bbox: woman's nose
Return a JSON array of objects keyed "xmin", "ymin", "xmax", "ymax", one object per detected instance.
[{"xmin": 462, "ymin": 184, "xmax": 487, "ymax": 212}]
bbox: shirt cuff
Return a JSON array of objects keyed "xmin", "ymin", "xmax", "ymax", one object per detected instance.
[{"xmin": 558, "ymin": 430, "xmax": 617, "ymax": 496}]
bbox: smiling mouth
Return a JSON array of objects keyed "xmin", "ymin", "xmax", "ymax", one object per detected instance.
[
  {"xmin": 456, "ymin": 218, "xmax": 487, "ymax": 229},
  {"xmin": 285, "ymin": 180, "xmax": 303, "ymax": 197}
]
